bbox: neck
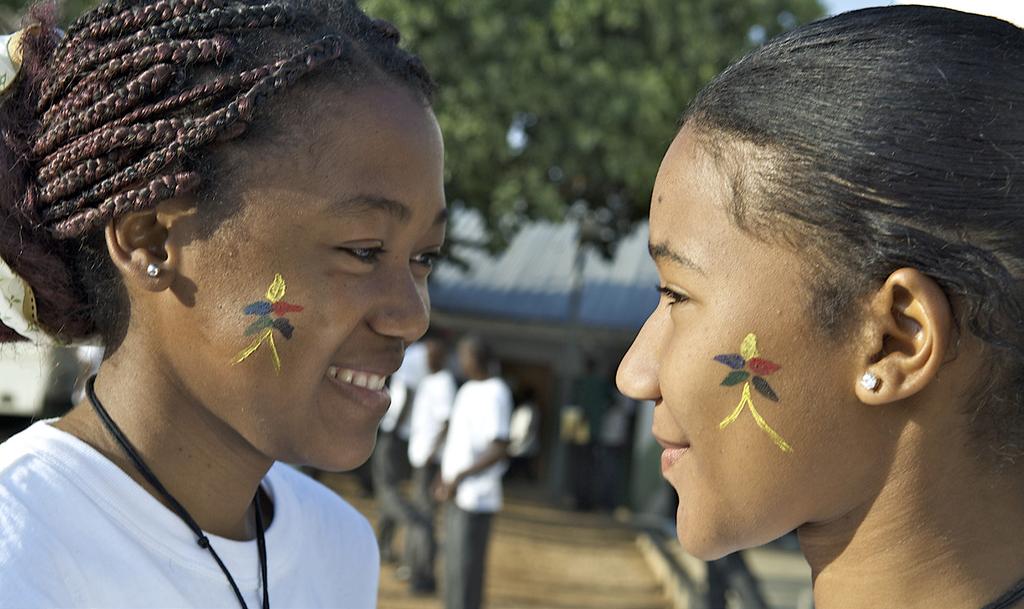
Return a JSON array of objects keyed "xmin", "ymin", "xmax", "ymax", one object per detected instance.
[
  {"xmin": 55, "ymin": 341, "xmax": 272, "ymax": 541},
  {"xmin": 800, "ymin": 437, "xmax": 1024, "ymax": 609}
]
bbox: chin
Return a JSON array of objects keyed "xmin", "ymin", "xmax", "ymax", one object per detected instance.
[
  {"xmin": 675, "ymin": 505, "xmax": 751, "ymax": 561},
  {"xmin": 309, "ymin": 431, "xmax": 379, "ymax": 473}
]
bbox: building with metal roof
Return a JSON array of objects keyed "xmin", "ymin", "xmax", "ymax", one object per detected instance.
[
  {"xmin": 430, "ymin": 207, "xmax": 658, "ymax": 330},
  {"xmin": 427, "ymin": 208, "xmax": 658, "ymax": 503}
]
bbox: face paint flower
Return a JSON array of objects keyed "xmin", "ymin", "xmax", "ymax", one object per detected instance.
[
  {"xmin": 713, "ymin": 333, "xmax": 792, "ymax": 453},
  {"xmin": 232, "ymin": 273, "xmax": 304, "ymax": 373}
]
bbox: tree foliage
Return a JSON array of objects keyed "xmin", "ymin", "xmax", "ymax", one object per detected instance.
[
  {"xmin": 2, "ymin": 0, "xmax": 824, "ymax": 247},
  {"xmin": 360, "ymin": 0, "xmax": 823, "ymax": 247}
]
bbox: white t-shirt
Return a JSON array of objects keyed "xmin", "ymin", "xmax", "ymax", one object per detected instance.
[
  {"xmin": 407, "ymin": 370, "xmax": 457, "ymax": 468},
  {"xmin": 0, "ymin": 421, "xmax": 378, "ymax": 609},
  {"xmin": 508, "ymin": 402, "xmax": 540, "ymax": 458},
  {"xmin": 379, "ymin": 342, "xmax": 429, "ymax": 438},
  {"xmin": 440, "ymin": 377, "xmax": 512, "ymax": 513}
]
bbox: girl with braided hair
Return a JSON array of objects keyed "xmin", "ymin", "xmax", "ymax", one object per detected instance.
[
  {"xmin": 0, "ymin": 0, "xmax": 446, "ymax": 606},
  {"xmin": 617, "ymin": 6, "xmax": 1024, "ymax": 609}
]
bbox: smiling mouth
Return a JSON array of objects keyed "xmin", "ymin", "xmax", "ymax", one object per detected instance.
[{"xmin": 327, "ymin": 366, "xmax": 387, "ymax": 391}]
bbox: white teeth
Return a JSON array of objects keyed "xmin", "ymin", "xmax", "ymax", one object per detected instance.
[{"xmin": 329, "ymin": 367, "xmax": 386, "ymax": 391}]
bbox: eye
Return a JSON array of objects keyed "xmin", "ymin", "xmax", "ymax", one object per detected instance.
[
  {"xmin": 412, "ymin": 251, "xmax": 442, "ymax": 269},
  {"xmin": 658, "ymin": 284, "xmax": 690, "ymax": 307},
  {"xmin": 339, "ymin": 246, "xmax": 385, "ymax": 263}
]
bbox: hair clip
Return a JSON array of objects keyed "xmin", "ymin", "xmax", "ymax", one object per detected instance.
[{"xmin": 1, "ymin": 27, "xmax": 33, "ymax": 97}]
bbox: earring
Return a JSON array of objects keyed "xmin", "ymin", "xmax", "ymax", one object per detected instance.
[
  {"xmin": 147, "ymin": 263, "xmax": 161, "ymax": 278},
  {"xmin": 860, "ymin": 371, "xmax": 880, "ymax": 391}
]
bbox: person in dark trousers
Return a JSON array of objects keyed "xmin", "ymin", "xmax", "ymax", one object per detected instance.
[
  {"xmin": 373, "ymin": 342, "xmax": 427, "ymax": 564},
  {"xmin": 436, "ymin": 336, "xmax": 512, "ymax": 609},
  {"xmin": 404, "ymin": 339, "xmax": 456, "ymax": 594},
  {"xmin": 569, "ymin": 357, "xmax": 614, "ymax": 510}
]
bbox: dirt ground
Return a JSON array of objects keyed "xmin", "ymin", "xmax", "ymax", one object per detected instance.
[{"xmin": 320, "ymin": 473, "xmax": 669, "ymax": 609}]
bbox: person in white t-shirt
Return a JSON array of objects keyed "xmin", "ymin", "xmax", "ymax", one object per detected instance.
[
  {"xmin": 0, "ymin": 1, "xmax": 447, "ymax": 606},
  {"xmin": 403, "ymin": 338, "xmax": 456, "ymax": 594},
  {"xmin": 372, "ymin": 340, "xmax": 428, "ymax": 565},
  {"xmin": 436, "ymin": 337, "xmax": 512, "ymax": 609}
]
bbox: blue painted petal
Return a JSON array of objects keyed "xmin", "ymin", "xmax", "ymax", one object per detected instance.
[
  {"xmin": 714, "ymin": 354, "xmax": 746, "ymax": 370},
  {"xmin": 244, "ymin": 301, "xmax": 273, "ymax": 316},
  {"xmin": 273, "ymin": 317, "xmax": 294, "ymax": 340}
]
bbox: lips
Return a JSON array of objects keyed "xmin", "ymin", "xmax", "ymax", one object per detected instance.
[
  {"xmin": 661, "ymin": 446, "xmax": 689, "ymax": 473},
  {"xmin": 654, "ymin": 433, "xmax": 691, "ymax": 474}
]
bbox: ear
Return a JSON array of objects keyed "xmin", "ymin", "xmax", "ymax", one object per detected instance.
[
  {"xmin": 855, "ymin": 268, "xmax": 953, "ymax": 405},
  {"xmin": 104, "ymin": 198, "xmax": 196, "ymax": 293}
]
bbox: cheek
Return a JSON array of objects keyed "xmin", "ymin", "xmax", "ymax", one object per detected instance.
[{"xmin": 659, "ymin": 324, "xmax": 873, "ymax": 556}]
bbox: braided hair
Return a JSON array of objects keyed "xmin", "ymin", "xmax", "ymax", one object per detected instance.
[{"xmin": 0, "ymin": 0, "xmax": 434, "ymax": 345}]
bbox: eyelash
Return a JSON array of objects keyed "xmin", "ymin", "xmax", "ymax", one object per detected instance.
[
  {"xmin": 340, "ymin": 247, "xmax": 441, "ymax": 269},
  {"xmin": 658, "ymin": 284, "xmax": 689, "ymax": 306},
  {"xmin": 413, "ymin": 252, "xmax": 442, "ymax": 269}
]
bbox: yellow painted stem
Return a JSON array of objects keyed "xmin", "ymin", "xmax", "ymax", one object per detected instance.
[
  {"xmin": 747, "ymin": 401, "xmax": 793, "ymax": 453},
  {"xmin": 718, "ymin": 382, "xmax": 793, "ymax": 453},
  {"xmin": 719, "ymin": 396, "xmax": 747, "ymax": 430},
  {"xmin": 268, "ymin": 331, "xmax": 281, "ymax": 373},
  {"xmin": 232, "ymin": 328, "xmax": 272, "ymax": 365}
]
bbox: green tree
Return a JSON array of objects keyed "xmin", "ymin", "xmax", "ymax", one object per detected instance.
[
  {"xmin": 4, "ymin": 0, "xmax": 824, "ymax": 247},
  {"xmin": 360, "ymin": 0, "xmax": 823, "ymax": 247}
]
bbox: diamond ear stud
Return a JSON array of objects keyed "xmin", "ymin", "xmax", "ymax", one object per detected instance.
[
  {"xmin": 147, "ymin": 263, "xmax": 160, "ymax": 278},
  {"xmin": 860, "ymin": 371, "xmax": 880, "ymax": 391}
]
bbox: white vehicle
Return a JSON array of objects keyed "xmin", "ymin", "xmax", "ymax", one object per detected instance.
[{"xmin": 0, "ymin": 344, "xmax": 80, "ymax": 419}]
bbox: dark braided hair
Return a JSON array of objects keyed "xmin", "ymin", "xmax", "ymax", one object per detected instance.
[
  {"xmin": 0, "ymin": 0, "xmax": 434, "ymax": 346},
  {"xmin": 681, "ymin": 7, "xmax": 1024, "ymax": 463}
]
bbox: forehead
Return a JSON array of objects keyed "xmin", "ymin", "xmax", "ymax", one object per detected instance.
[
  {"xmin": 649, "ymin": 128, "xmax": 740, "ymax": 268},
  {"xmin": 236, "ymin": 83, "xmax": 445, "ymax": 222}
]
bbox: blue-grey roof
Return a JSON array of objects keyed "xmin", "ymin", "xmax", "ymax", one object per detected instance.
[{"xmin": 430, "ymin": 209, "xmax": 659, "ymax": 329}]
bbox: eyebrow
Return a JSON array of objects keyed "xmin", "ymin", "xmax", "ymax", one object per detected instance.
[
  {"xmin": 648, "ymin": 241, "xmax": 706, "ymax": 275},
  {"xmin": 329, "ymin": 195, "xmax": 449, "ymax": 227}
]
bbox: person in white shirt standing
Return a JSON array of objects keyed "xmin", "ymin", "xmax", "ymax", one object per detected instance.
[
  {"xmin": 373, "ymin": 341, "xmax": 428, "ymax": 564},
  {"xmin": 436, "ymin": 336, "xmax": 512, "ymax": 609},
  {"xmin": 403, "ymin": 338, "xmax": 457, "ymax": 594}
]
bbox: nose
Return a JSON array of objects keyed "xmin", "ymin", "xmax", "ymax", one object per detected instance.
[
  {"xmin": 367, "ymin": 266, "xmax": 430, "ymax": 343},
  {"xmin": 616, "ymin": 308, "xmax": 668, "ymax": 403}
]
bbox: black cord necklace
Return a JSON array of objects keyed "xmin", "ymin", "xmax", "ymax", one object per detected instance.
[
  {"xmin": 981, "ymin": 576, "xmax": 1024, "ymax": 609},
  {"xmin": 85, "ymin": 375, "xmax": 269, "ymax": 609}
]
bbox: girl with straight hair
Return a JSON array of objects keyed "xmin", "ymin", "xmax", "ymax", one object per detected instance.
[{"xmin": 618, "ymin": 7, "xmax": 1024, "ymax": 609}]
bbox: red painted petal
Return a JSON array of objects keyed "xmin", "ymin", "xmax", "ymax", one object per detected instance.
[
  {"xmin": 271, "ymin": 301, "xmax": 305, "ymax": 316},
  {"xmin": 747, "ymin": 358, "xmax": 780, "ymax": 376}
]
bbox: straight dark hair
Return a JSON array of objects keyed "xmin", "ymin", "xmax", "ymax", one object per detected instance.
[{"xmin": 682, "ymin": 6, "xmax": 1024, "ymax": 463}]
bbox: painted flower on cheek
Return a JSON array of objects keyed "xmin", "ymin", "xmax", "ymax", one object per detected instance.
[
  {"xmin": 713, "ymin": 333, "xmax": 792, "ymax": 453},
  {"xmin": 232, "ymin": 273, "xmax": 304, "ymax": 373}
]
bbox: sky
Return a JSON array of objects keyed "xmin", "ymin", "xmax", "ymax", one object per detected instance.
[
  {"xmin": 824, "ymin": 0, "xmax": 894, "ymax": 13},
  {"xmin": 823, "ymin": 0, "xmax": 1024, "ymax": 25}
]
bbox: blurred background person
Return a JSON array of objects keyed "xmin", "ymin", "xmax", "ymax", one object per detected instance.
[
  {"xmin": 597, "ymin": 392, "xmax": 636, "ymax": 512},
  {"xmin": 436, "ymin": 336, "xmax": 512, "ymax": 609},
  {"xmin": 373, "ymin": 341, "xmax": 428, "ymax": 565},
  {"xmin": 566, "ymin": 357, "xmax": 614, "ymax": 511},
  {"xmin": 403, "ymin": 338, "xmax": 456, "ymax": 594},
  {"xmin": 507, "ymin": 386, "xmax": 541, "ymax": 480}
]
